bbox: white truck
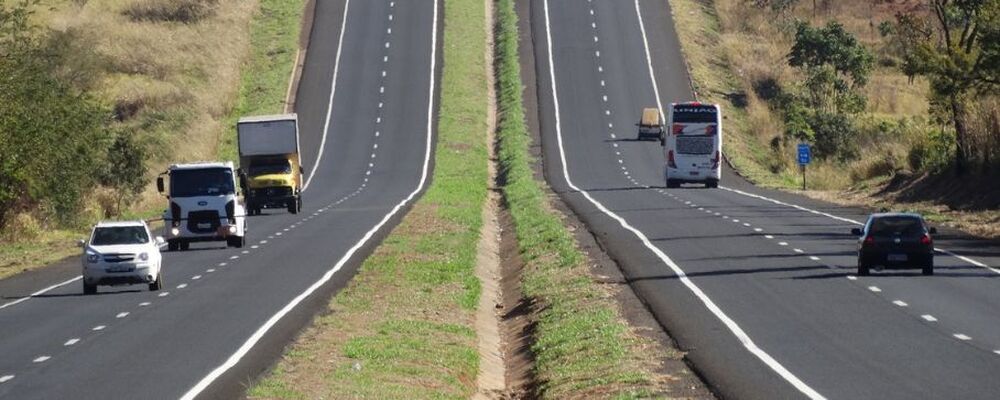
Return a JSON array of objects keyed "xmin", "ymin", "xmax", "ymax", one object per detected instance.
[
  {"xmin": 157, "ymin": 162, "xmax": 247, "ymax": 250},
  {"xmin": 237, "ymin": 114, "xmax": 303, "ymax": 215}
]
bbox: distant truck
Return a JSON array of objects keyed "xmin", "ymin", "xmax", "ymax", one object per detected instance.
[
  {"xmin": 237, "ymin": 114, "xmax": 303, "ymax": 215},
  {"xmin": 157, "ymin": 162, "xmax": 247, "ymax": 250},
  {"xmin": 636, "ymin": 107, "xmax": 665, "ymax": 144}
]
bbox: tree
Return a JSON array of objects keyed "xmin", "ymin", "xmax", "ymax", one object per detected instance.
[
  {"xmin": 891, "ymin": 0, "xmax": 1000, "ymax": 174},
  {"xmin": 102, "ymin": 130, "xmax": 148, "ymax": 217}
]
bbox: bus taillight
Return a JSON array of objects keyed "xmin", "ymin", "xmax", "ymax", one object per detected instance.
[
  {"xmin": 705, "ymin": 125, "xmax": 717, "ymax": 136},
  {"xmin": 711, "ymin": 151, "xmax": 720, "ymax": 170},
  {"xmin": 672, "ymin": 124, "xmax": 684, "ymax": 135},
  {"xmin": 668, "ymin": 150, "xmax": 677, "ymax": 168}
]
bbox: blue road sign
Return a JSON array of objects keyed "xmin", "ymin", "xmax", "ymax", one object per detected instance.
[{"xmin": 797, "ymin": 143, "xmax": 811, "ymax": 165}]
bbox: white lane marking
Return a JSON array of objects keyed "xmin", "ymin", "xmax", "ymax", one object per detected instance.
[
  {"xmin": 303, "ymin": 0, "xmax": 352, "ymax": 191},
  {"xmin": 600, "ymin": 79, "xmax": 605, "ymax": 86},
  {"xmin": 743, "ymin": 223, "xmax": 751, "ymax": 227},
  {"xmin": 116, "ymin": 312, "xmax": 129, "ymax": 319},
  {"xmin": 275, "ymin": 232, "xmax": 282, "ymax": 236},
  {"xmin": 544, "ymin": 2, "xmax": 824, "ymax": 398},
  {"xmin": 754, "ymin": 228, "xmax": 763, "ymax": 232},
  {"xmin": 206, "ymin": 269, "xmax": 215, "ymax": 273},
  {"xmin": 219, "ymin": 262, "xmax": 227, "ymax": 266},
  {"xmin": 230, "ymin": 255, "xmax": 239, "ymax": 259},
  {"xmin": 0, "ymin": 275, "xmax": 82, "ymax": 311},
  {"xmin": 892, "ymin": 300, "xmax": 908, "ymax": 307},
  {"xmin": 192, "ymin": 275, "xmax": 202, "ymax": 280},
  {"xmin": 868, "ymin": 286, "xmax": 881, "ymax": 293},
  {"xmin": 809, "ymin": 256, "xmax": 820, "ymax": 261},
  {"xmin": 177, "ymin": 284, "xmax": 188, "ymax": 289},
  {"xmin": 594, "ymin": 36, "xmax": 599, "ymax": 42},
  {"xmin": 732, "ymin": 219, "xmax": 740, "ymax": 223},
  {"xmin": 793, "ymin": 248, "xmax": 804, "ymax": 253},
  {"xmin": 994, "ymin": 350, "xmax": 1000, "ymax": 355},
  {"xmin": 64, "ymin": 338, "xmax": 80, "ymax": 346},
  {"xmin": 158, "ymin": 292, "xmax": 169, "ymax": 297},
  {"xmin": 778, "ymin": 242, "xmax": 788, "ymax": 246},
  {"xmin": 719, "ymin": 186, "xmax": 998, "ymax": 275},
  {"xmin": 0, "ymin": 375, "xmax": 12, "ymax": 383},
  {"xmin": 33, "ymin": 356, "xmax": 50, "ymax": 363},
  {"xmin": 954, "ymin": 334, "xmax": 972, "ymax": 341},
  {"xmin": 139, "ymin": 302, "xmax": 151, "ymax": 307},
  {"xmin": 922, "ymin": 314, "xmax": 937, "ymax": 322},
  {"xmin": 765, "ymin": 235, "xmax": 774, "ymax": 239},
  {"xmin": 847, "ymin": 275, "xmax": 858, "ymax": 281},
  {"xmin": 180, "ymin": 2, "xmax": 439, "ymax": 398},
  {"xmin": 388, "ymin": 13, "xmax": 393, "ymax": 21},
  {"xmin": 92, "ymin": 325, "xmax": 106, "ymax": 331},
  {"xmin": 383, "ymin": 55, "xmax": 389, "ymax": 62}
]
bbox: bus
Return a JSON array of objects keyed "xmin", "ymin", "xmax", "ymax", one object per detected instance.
[{"xmin": 664, "ymin": 102, "xmax": 722, "ymax": 188}]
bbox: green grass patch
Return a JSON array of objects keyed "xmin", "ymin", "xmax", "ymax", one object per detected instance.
[
  {"xmin": 495, "ymin": 0, "xmax": 662, "ymax": 397},
  {"xmin": 219, "ymin": 0, "xmax": 306, "ymax": 162},
  {"xmin": 248, "ymin": 0, "xmax": 488, "ymax": 398}
]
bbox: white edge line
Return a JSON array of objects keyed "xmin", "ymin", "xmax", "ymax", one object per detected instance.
[
  {"xmin": 544, "ymin": 2, "xmax": 825, "ymax": 399},
  {"xmin": 719, "ymin": 186, "xmax": 998, "ymax": 275},
  {"xmin": 303, "ymin": 0, "xmax": 352, "ymax": 191},
  {"xmin": 0, "ymin": 275, "xmax": 82, "ymax": 311},
  {"xmin": 179, "ymin": 1, "xmax": 438, "ymax": 398}
]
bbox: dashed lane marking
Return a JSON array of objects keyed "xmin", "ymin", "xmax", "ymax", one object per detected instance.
[
  {"xmin": 64, "ymin": 338, "xmax": 80, "ymax": 346},
  {"xmin": 892, "ymin": 300, "xmax": 908, "ymax": 307},
  {"xmin": 922, "ymin": 315, "xmax": 937, "ymax": 322},
  {"xmin": 116, "ymin": 312, "xmax": 129, "ymax": 319},
  {"xmin": 0, "ymin": 375, "xmax": 12, "ymax": 383},
  {"xmin": 92, "ymin": 325, "xmax": 106, "ymax": 331},
  {"xmin": 954, "ymin": 334, "xmax": 972, "ymax": 341},
  {"xmin": 868, "ymin": 286, "xmax": 881, "ymax": 293},
  {"xmin": 33, "ymin": 356, "xmax": 50, "ymax": 363}
]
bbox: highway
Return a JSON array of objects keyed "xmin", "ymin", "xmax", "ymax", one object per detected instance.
[
  {"xmin": 522, "ymin": 1, "xmax": 1000, "ymax": 399},
  {"xmin": 0, "ymin": 0, "xmax": 440, "ymax": 398}
]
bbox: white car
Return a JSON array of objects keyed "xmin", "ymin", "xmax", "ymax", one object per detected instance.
[{"xmin": 79, "ymin": 221, "xmax": 164, "ymax": 294}]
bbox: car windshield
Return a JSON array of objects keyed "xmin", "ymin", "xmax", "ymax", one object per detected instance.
[
  {"xmin": 249, "ymin": 161, "xmax": 291, "ymax": 176},
  {"xmin": 170, "ymin": 168, "xmax": 235, "ymax": 197},
  {"xmin": 868, "ymin": 217, "xmax": 924, "ymax": 237},
  {"xmin": 91, "ymin": 226, "xmax": 149, "ymax": 246}
]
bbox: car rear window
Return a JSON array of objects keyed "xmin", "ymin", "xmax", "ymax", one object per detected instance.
[
  {"xmin": 868, "ymin": 217, "xmax": 924, "ymax": 237},
  {"xmin": 92, "ymin": 227, "xmax": 149, "ymax": 246}
]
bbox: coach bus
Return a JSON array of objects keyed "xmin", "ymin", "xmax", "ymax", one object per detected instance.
[{"xmin": 664, "ymin": 102, "xmax": 722, "ymax": 188}]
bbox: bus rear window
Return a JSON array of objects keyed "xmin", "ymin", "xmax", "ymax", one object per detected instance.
[
  {"xmin": 672, "ymin": 105, "xmax": 718, "ymax": 123},
  {"xmin": 676, "ymin": 136, "xmax": 714, "ymax": 155}
]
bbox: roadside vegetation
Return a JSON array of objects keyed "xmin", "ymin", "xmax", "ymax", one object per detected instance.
[
  {"xmin": 0, "ymin": 0, "xmax": 297, "ymax": 278},
  {"xmin": 249, "ymin": 1, "xmax": 487, "ymax": 398},
  {"xmin": 495, "ymin": 0, "xmax": 670, "ymax": 397},
  {"xmin": 667, "ymin": 0, "xmax": 999, "ymax": 235}
]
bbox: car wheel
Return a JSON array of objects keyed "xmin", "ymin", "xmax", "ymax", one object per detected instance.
[
  {"xmin": 83, "ymin": 282, "xmax": 97, "ymax": 295},
  {"xmin": 179, "ymin": 241, "xmax": 189, "ymax": 251},
  {"xmin": 858, "ymin": 264, "xmax": 870, "ymax": 276},
  {"xmin": 666, "ymin": 179, "xmax": 679, "ymax": 189},
  {"xmin": 168, "ymin": 241, "xmax": 179, "ymax": 252},
  {"xmin": 922, "ymin": 264, "xmax": 934, "ymax": 276},
  {"xmin": 149, "ymin": 273, "xmax": 162, "ymax": 291}
]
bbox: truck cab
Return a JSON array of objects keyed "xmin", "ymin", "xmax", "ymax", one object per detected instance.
[
  {"xmin": 157, "ymin": 162, "xmax": 247, "ymax": 250},
  {"xmin": 238, "ymin": 114, "xmax": 303, "ymax": 215}
]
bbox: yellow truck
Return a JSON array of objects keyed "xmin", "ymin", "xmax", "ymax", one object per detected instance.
[
  {"xmin": 636, "ymin": 107, "xmax": 665, "ymax": 145},
  {"xmin": 237, "ymin": 114, "xmax": 303, "ymax": 215}
]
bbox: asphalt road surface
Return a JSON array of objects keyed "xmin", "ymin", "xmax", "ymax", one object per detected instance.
[
  {"xmin": 0, "ymin": 0, "xmax": 440, "ymax": 398},
  {"xmin": 522, "ymin": 1, "xmax": 1000, "ymax": 399}
]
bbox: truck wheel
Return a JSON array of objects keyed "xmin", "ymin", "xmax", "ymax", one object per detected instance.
[
  {"xmin": 288, "ymin": 200, "xmax": 299, "ymax": 214},
  {"xmin": 149, "ymin": 273, "xmax": 162, "ymax": 291},
  {"xmin": 228, "ymin": 236, "xmax": 245, "ymax": 248},
  {"xmin": 168, "ymin": 241, "xmax": 179, "ymax": 252},
  {"xmin": 83, "ymin": 282, "xmax": 97, "ymax": 295},
  {"xmin": 666, "ymin": 179, "xmax": 679, "ymax": 189}
]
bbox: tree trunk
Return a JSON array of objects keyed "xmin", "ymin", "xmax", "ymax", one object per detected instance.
[{"xmin": 950, "ymin": 94, "xmax": 969, "ymax": 175}]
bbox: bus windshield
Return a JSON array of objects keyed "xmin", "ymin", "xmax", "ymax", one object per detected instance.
[{"xmin": 170, "ymin": 168, "xmax": 235, "ymax": 198}]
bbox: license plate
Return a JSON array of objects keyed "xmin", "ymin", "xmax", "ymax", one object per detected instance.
[
  {"xmin": 197, "ymin": 223, "xmax": 212, "ymax": 229},
  {"xmin": 887, "ymin": 254, "xmax": 908, "ymax": 262},
  {"xmin": 107, "ymin": 266, "xmax": 134, "ymax": 273}
]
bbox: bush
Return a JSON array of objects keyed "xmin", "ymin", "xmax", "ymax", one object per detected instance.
[
  {"xmin": 123, "ymin": 0, "xmax": 219, "ymax": 24},
  {"xmin": 908, "ymin": 129, "xmax": 955, "ymax": 172},
  {"xmin": 810, "ymin": 111, "xmax": 859, "ymax": 162}
]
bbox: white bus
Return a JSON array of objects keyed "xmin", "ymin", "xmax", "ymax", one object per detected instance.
[{"xmin": 664, "ymin": 102, "xmax": 722, "ymax": 188}]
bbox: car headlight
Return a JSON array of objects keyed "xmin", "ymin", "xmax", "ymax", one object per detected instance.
[
  {"xmin": 171, "ymin": 227, "xmax": 180, "ymax": 236},
  {"xmin": 86, "ymin": 253, "xmax": 100, "ymax": 263},
  {"xmin": 138, "ymin": 252, "xmax": 149, "ymax": 261},
  {"xmin": 228, "ymin": 225, "xmax": 237, "ymax": 234}
]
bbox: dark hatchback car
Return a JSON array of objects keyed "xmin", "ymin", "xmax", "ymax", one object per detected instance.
[{"xmin": 852, "ymin": 213, "xmax": 937, "ymax": 276}]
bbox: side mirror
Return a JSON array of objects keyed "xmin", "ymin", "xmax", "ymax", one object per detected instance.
[
  {"xmin": 156, "ymin": 176, "xmax": 165, "ymax": 193},
  {"xmin": 851, "ymin": 228, "xmax": 862, "ymax": 236},
  {"xmin": 154, "ymin": 236, "xmax": 166, "ymax": 246},
  {"xmin": 929, "ymin": 227, "xmax": 937, "ymax": 234},
  {"xmin": 76, "ymin": 239, "xmax": 86, "ymax": 248}
]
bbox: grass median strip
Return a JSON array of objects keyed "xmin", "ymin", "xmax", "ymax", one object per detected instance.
[
  {"xmin": 495, "ymin": 0, "xmax": 665, "ymax": 397},
  {"xmin": 248, "ymin": 0, "xmax": 488, "ymax": 398}
]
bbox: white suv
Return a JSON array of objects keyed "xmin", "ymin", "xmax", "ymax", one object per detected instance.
[{"xmin": 79, "ymin": 221, "xmax": 164, "ymax": 294}]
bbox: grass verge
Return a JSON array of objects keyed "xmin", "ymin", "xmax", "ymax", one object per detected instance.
[
  {"xmin": 248, "ymin": 0, "xmax": 488, "ymax": 398},
  {"xmin": 495, "ymin": 0, "xmax": 665, "ymax": 397}
]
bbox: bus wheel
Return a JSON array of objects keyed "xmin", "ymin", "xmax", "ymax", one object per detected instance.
[
  {"xmin": 666, "ymin": 179, "xmax": 679, "ymax": 189},
  {"xmin": 706, "ymin": 180, "xmax": 718, "ymax": 189}
]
